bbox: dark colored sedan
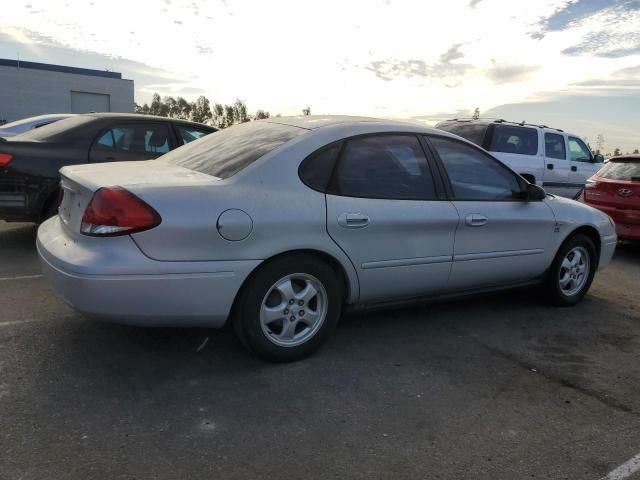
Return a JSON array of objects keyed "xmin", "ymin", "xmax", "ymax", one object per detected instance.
[
  {"xmin": 580, "ymin": 155, "xmax": 640, "ymax": 240},
  {"xmin": 0, "ymin": 113, "xmax": 216, "ymax": 222}
]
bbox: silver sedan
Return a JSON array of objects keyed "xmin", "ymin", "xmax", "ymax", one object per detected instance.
[{"xmin": 37, "ymin": 117, "xmax": 617, "ymax": 361}]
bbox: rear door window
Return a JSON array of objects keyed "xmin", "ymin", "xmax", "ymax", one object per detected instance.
[
  {"xmin": 91, "ymin": 123, "xmax": 171, "ymax": 157},
  {"xmin": 489, "ymin": 125, "xmax": 538, "ymax": 155},
  {"xmin": 328, "ymin": 134, "xmax": 437, "ymax": 200},
  {"xmin": 544, "ymin": 133, "xmax": 566, "ymax": 160}
]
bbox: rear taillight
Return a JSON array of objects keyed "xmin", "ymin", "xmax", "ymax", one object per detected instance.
[
  {"xmin": 0, "ymin": 153, "xmax": 12, "ymax": 167},
  {"xmin": 80, "ymin": 187, "xmax": 161, "ymax": 236},
  {"xmin": 584, "ymin": 178, "xmax": 599, "ymax": 189}
]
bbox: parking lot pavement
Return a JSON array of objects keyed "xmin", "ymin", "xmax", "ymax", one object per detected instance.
[{"xmin": 1, "ymin": 221, "xmax": 640, "ymax": 480}]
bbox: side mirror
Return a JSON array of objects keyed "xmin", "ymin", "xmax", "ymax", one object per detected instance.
[
  {"xmin": 593, "ymin": 153, "xmax": 604, "ymax": 163},
  {"xmin": 525, "ymin": 183, "xmax": 546, "ymax": 201}
]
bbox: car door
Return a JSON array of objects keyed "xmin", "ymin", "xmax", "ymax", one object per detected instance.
[
  {"xmin": 568, "ymin": 136, "xmax": 601, "ymax": 192},
  {"xmin": 89, "ymin": 122, "xmax": 174, "ymax": 163},
  {"xmin": 539, "ymin": 129, "xmax": 572, "ymax": 197},
  {"xmin": 322, "ymin": 134, "xmax": 459, "ymax": 304},
  {"xmin": 543, "ymin": 132, "xmax": 574, "ymax": 197},
  {"xmin": 427, "ymin": 135, "xmax": 557, "ymax": 291}
]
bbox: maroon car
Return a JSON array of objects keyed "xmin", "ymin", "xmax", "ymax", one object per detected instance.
[{"xmin": 580, "ymin": 155, "xmax": 640, "ymax": 240}]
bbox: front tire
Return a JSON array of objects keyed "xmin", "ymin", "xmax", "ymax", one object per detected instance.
[
  {"xmin": 545, "ymin": 234, "xmax": 597, "ymax": 306},
  {"xmin": 233, "ymin": 255, "xmax": 343, "ymax": 362}
]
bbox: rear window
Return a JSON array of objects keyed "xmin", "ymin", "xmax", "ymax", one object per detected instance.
[
  {"xmin": 13, "ymin": 115, "xmax": 93, "ymax": 141},
  {"xmin": 164, "ymin": 121, "xmax": 306, "ymax": 179},
  {"xmin": 489, "ymin": 125, "xmax": 538, "ymax": 155},
  {"xmin": 597, "ymin": 159, "xmax": 640, "ymax": 181},
  {"xmin": 436, "ymin": 123, "xmax": 488, "ymax": 146}
]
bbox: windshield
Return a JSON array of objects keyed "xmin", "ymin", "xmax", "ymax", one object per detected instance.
[
  {"xmin": 12, "ymin": 115, "xmax": 93, "ymax": 141},
  {"xmin": 597, "ymin": 159, "xmax": 640, "ymax": 181},
  {"xmin": 164, "ymin": 121, "xmax": 306, "ymax": 179}
]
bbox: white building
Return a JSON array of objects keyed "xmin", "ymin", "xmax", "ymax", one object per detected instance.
[{"xmin": 0, "ymin": 58, "xmax": 134, "ymax": 124}]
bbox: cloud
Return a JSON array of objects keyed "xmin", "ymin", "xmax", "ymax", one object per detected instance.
[
  {"xmin": 614, "ymin": 64, "xmax": 640, "ymax": 77},
  {"xmin": 487, "ymin": 63, "xmax": 540, "ymax": 84},
  {"xmin": 0, "ymin": 27, "xmax": 200, "ymax": 104},
  {"xmin": 469, "ymin": 0, "xmax": 483, "ymax": 8},
  {"xmin": 365, "ymin": 44, "xmax": 472, "ymax": 82},
  {"xmin": 533, "ymin": 0, "xmax": 640, "ymax": 38},
  {"xmin": 562, "ymin": 30, "xmax": 640, "ymax": 57}
]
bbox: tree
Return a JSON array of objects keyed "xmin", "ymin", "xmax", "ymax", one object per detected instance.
[
  {"xmin": 613, "ymin": 147, "xmax": 621, "ymax": 157},
  {"xmin": 212, "ymin": 103, "xmax": 225, "ymax": 128},
  {"xmin": 134, "ymin": 92, "xmax": 271, "ymax": 129},
  {"xmin": 149, "ymin": 93, "xmax": 168, "ymax": 117},
  {"xmin": 302, "ymin": 106, "xmax": 311, "ymax": 116},
  {"xmin": 164, "ymin": 96, "xmax": 179, "ymax": 118},
  {"xmin": 634, "ymin": 149, "xmax": 639, "ymax": 154},
  {"xmin": 254, "ymin": 110, "xmax": 270, "ymax": 120},
  {"xmin": 596, "ymin": 134, "xmax": 605, "ymax": 153},
  {"xmin": 134, "ymin": 102, "xmax": 150, "ymax": 114},
  {"xmin": 191, "ymin": 96, "xmax": 212, "ymax": 123},
  {"xmin": 472, "ymin": 107, "xmax": 480, "ymax": 120},
  {"xmin": 224, "ymin": 105, "xmax": 235, "ymax": 127},
  {"xmin": 233, "ymin": 99, "xmax": 249, "ymax": 124}
]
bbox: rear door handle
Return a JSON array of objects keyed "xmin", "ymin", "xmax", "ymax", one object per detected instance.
[
  {"xmin": 547, "ymin": 163, "xmax": 554, "ymax": 170},
  {"xmin": 465, "ymin": 213, "xmax": 488, "ymax": 227},
  {"xmin": 571, "ymin": 165, "xmax": 577, "ymax": 172},
  {"xmin": 338, "ymin": 212, "xmax": 370, "ymax": 229}
]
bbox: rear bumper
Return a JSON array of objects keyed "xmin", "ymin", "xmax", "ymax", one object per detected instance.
[
  {"xmin": 586, "ymin": 203, "xmax": 640, "ymax": 240},
  {"xmin": 37, "ymin": 217, "xmax": 261, "ymax": 327}
]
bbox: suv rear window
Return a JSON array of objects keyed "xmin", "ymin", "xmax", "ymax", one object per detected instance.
[
  {"xmin": 436, "ymin": 123, "xmax": 488, "ymax": 146},
  {"xmin": 164, "ymin": 121, "xmax": 306, "ymax": 179},
  {"xmin": 489, "ymin": 125, "xmax": 538, "ymax": 156},
  {"xmin": 597, "ymin": 159, "xmax": 640, "ymax": 181}
]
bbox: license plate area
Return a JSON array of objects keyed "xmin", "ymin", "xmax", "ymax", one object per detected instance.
[{"xmin": 59, "ymin": 183, "xmax": 77, "ymax": 225}]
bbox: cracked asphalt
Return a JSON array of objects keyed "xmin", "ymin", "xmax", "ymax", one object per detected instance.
[{"xmin": 1, "ymin": 221, "xmax": 639, "ymax": 479}]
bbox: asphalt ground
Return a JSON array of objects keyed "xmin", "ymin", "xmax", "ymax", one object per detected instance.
[{"xmin": 1, "ymin": 221, "xmax": 639, "ymax": 480}]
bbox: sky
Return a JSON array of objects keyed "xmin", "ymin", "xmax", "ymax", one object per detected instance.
[{"xmin": 0, "ymin": 0, "xmax": 639, "ymax": 153}]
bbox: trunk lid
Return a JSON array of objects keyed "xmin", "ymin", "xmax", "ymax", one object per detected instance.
[
  {"xmin": 59, "ymin": 160, "xmax": 218, "ymax": 234},
  {"xmin": 585, "ymin": 177, "xmax": 640, "ymax": 211}
]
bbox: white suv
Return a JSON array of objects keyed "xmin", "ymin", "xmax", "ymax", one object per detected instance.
[{"xmin": 436, "ymin": 119, "xmax": 604, "ymax": 198}]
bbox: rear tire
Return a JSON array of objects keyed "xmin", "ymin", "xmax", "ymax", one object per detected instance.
[
  {"xmin": 545, "ymin": 234, "xmax": 597, "ymax": 306},
  {"xmin": 233, "ymin": 254, "xmax": 343, "ymax": 362}
]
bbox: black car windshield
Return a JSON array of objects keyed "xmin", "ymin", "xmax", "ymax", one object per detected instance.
[
  {"xmin": 597, "ymin": 159, "xmax": 640, "ymax": 181},
  {"xmin": 12, "ymin": 115, "xmax": 94, "ymax": 141},
  {"xmin": 164, "ymin": 121, "xmax": 307, "ymax": 179}
]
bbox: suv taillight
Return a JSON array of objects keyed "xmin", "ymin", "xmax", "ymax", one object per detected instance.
[
  {"xmin": 80, "ymin": 187, "xmax": 161, "ymax": 236},
  {"xmin": 0, "ymin": 153, "xmax": 12, "ymax": 167}
]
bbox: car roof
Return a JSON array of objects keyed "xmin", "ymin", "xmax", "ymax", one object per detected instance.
[
  {"xmin": 262, "ymin": 115, "xmax": 444, "ymax": 134},
  {"xmin": 610, "ymin": 154, "xmax": 640, "ymax": 161},
  {"xmin": 437, "ymin": 118, "xmax": 570, "ymax": 135},
  {"xmin": 81, "ymin": 112, "xmax": 214, "ymax": 128}
]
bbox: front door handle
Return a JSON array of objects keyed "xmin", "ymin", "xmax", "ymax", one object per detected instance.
[
  {"xmin": 571, "ymin": 165, "xmax": 577, "ymax": 172},
  {"xmin": 338, "ymin": 212, "xmax": 370, "ymax": 229},
  {"xmin": 465, "ymin": 213, "xmax": 488, "ymax": 227}
]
